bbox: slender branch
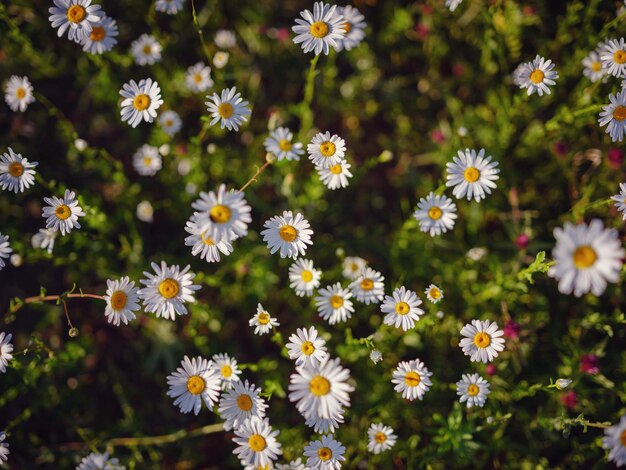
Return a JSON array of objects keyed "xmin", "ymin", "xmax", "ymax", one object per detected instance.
[
  {"xmin": 239, "ymin": 161, "xmax": 272, "ymax": 193},
  {"xmin": 299, "ymin": 54, "xmax": 320, "ymax": 138},
  {"xmin": 191, "ymin": 0, "xmax": 214, "ymax": 65},
  {"xmin": 6, "ymin": 292, "xmax": 105, "ymax": 316},
  {"xmin": 61, "ymin": 300, "xmax": 74, "ymax": 329},
  {"xmin": 108, "ymin": 423, "xmax": 224, "ymax": 448}
]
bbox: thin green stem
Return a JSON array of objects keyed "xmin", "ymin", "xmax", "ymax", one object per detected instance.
[
  {"xmin": 299, "ymin": 54, "xmax": 320, "ymax": 138},
  {"xmin": 191, "ymin": 0, "xmax": 214, "ymax": 66}
]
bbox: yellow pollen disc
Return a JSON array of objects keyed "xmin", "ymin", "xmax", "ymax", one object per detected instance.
[
  {"xmin": 614, "ymin": 50, "xmax": 626, "ymax": 65},
  {"xmin": 143, "ymin": 157, "xmax": 152, "ymax": 166},
  {"xmin": 319, "ymin": 141, "xmax": 336, "ymax": 157},
  {"xmin": 350, "ymin": 263, "xmax": 359, "ymax": 272},
  {"xmin": 404, "ymin": 371, "xmax": 421, "ymax": 387},
  {"xmin": 278, "ymin": 139, "xmax": 292, "ymax": 151},
  {"xmin": 67, "ymin": 5, "xmax": 86, "ymax": 23},
  {"xmin": 221, "ymin": 364, "xmax": 232, "ymax": 378},
  {"xmin": 142, "ymin": 45, "xmax": 152, "ymax": 54},
  {"xmin": 395, "ymin": 301, "xmax": 410, "ymax": 315},
  {"xmin": 572, "ymin": 245, "xmax": 597, "ymax": 269},
  {"xmin": 218, "ymin": 102, "xmax": 234, "ymax": 118},
  {"xmin": 330, "ymin": 295, "xmax": 344, "ymax": 309},
  {"xmin": 343, "ymin": 22, "xmax": 352, "ymax": 33},
  {"xmin": 8, "ymin": 162, "xmax": 24, "ymax": 177},
  {"xmin": 110, "ymin": 290, "xmax": 127, "ymax": 310},
  {"xmin": 613, "ymin": 105, "xmax": 626, "ymax": 122},
  {"xmin": 591, "ymin": 62, "xmax": 601, "ymax": 72},
  {"xmin": 194, "ymin": 73, "xmax": 203, "ymax": 83},
  {"xmin": 257, "ymin": 312, "xmax": 271, "ymax": 325},
  {"xmin": 279, "ymin": 224, "xmax": 298, "ymax": 242},
  {"xmin": 428, "ymin": 206, "xmax": 442, "ymax": 220},
  {"xmin": 301, "ymin": 270, "xmax": 313, "ymax": 282},
  {"xmin": 133, "ymin": 94, "xmax": 151, "ymax": 111},
  {"xmin": 429, "ymin": 288, "xmax": 441, "ymax": 299},
  {"xmin": 90, "ymin": 26, "xmax": 105, "ymax": 42},
  {"xmin": 201, "ymin": 232, "xmax": 215, "ymax": 246},
  {"xmin": 16, "ymin": 88, "xmax": 26, "ymax": 99},
  {"xmin": 209, "ymin": 204, "xmax": 231, "ymax": 223},
  {"xmin": 374, "ymin": 432, "xmax": 387, "ymax": 444},
  {"xmin": 237, "ymin": 394, "xmax": 253, "ymax": 411},
  {"xmin": 186, "ymin": 375, "xmax": 206, "ymax": 395},
  {"xmin": 318, "ymin": 447, "xmax": 333, "ymax": 461},
  {"xmin": 467, "ymin": 384, "xmax": 480, "ymax": 396},
  {"xmin": 301, "ymin": 341, "xmax": 315, "ymax": 355},
  {"xmin": 530, "ymin": 69, "xmax": 545, "ymax": 84},
  {"xmin": 309, "ymin": 375, "xmax": 331, "ymax": 396},
  {"xmin": 55, "ymin": 204, "xmax": 72, "ymax": 220},
  {"xmin": 330, "ymin": 164, "xmax": 343, "ymax": 175},
  {"xmin": 248, "ymin": 434, "xmax": 267, "ymax": 452},
  {"xmin": 473, "ymin": 332, "xmax": 491, "ymax": 348},
  {"xmin": 620, "ymin": 430, "xmax": 626, "ymax": 447},
  {"xmin": 165, "ymin": 119, "xmax": 173, "ymax": 127},
  {"xmin": 158, "ymin": 278, "xmax": 180, "ymax": 299},
  {"xmin": 360, "ymin": 278, "xmax": 374, "ymax": 291},
  {"xmin": 309, "ymin": 21, "xmax": 329, "ymax": 38},
  {"xmin": 464, "ymin": 167, "xmax": 480, "ymax": 183}
]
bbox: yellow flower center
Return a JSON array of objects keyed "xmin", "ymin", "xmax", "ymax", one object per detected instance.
[
  {"xmin": 165, "ymin": 119, "xmax": 173, "ymax": 127},
  {"xmin": 350, "ymin": 262, "xmax": 359, "ymax": 272},
  {"xmin": 158, "ymin": 278, "xmax": 180, "ymax": 299},
  {"xmin": 15, "ymin": 87, "xmax": 26, "ymax": 99},
  {"xmin": 55, "ymin": 204, "xmax": 72, "ymax": 220},
  {"xmin": 613, "ymin": 105, "xmax": 626, "ymax": 122},
  {"xmin": 620, "ymin": 430, "xmax": 626, "ymax": 447},
  {"xmin": 186, "ymin": 375, "xmax": 205, "ymax": 395},
  {"xmin": 301, "ymin": 341, "xmax": 315, "ymax": 355},
  {"xmin": 201, "ymin": 232, "xmax": 215, "ymax": 245},
  {"xmin": 248, "ymin": 434, "xmax": 267, "ymax": 452},
  {"xmin": 395, "ymin": 301, "xmax": 410, "ymax": 315},
  {"xmin": 67, "ymin": 5, "xmax": 86, "ymax": 23},
  {"xmin": 133, "ymin": 94, "xmax": 151, "ymax": 111},
  {"xmin": 90, "ymin": 26, "xmax": 105, "ymax": 42},
  {"xmin": 614, "ymin": 50, "xmax": 626, "ymax": 65},
  {"xmin": 143, "ymin": 157, "xmax": 152, "ymax": 166},
  {"xmin": 473, "ymin": 332, "xmax": 491, "ymax": 348},
  {"xmin": 530, "ymin": 69, "xmax": 545, "ymax": 84},
  {"xmin": 343, "ymin": 22, "xmax": 352, "ymax": 33},
  {"xmin": 572, "ymin": 245, "xmax": 597, "ymax": 269},
  {"xmin": 279, "ymin": 224, "xmax": 298, "ymax": 242},
  {"xmin": 464, "ymin": 167, "xmax": 480, "ymax": 183},
  {"xmin": 429, "ymin": 288, "xmax": 441, "ymax": 299},
  {"xmin": 467, "ymin": 384, "xmax": 480, "ymax": 396},
  {"xmin": 404, "ymin": 371, "xmax": 421, "ymax": 387},
  {"xmin": 330, "ymin": 295, "xmax": 344, "ymax": 309},
  {"xmin": 218, "ymin": 102, "xmax": 234, "ymax": 118},
  {"xmin": 221, "ymin": 364, "xmax": 232, "ymax": 378},
  {"xmin": 318, "ymin": 447, "xmax": 333, "ymax": 461},
  {"xmin": 428, "ymin": 206, "xmax": 442, "ymax": 220},
  {"xmin": 591, "ymin": 61, "xmax": 602, "ymax": 72},
  {"xmin": 360, "ymin": 278, "xmax": 374, "ymax": 291},
  {"xmin": 309, "ymin": 375, "xmax": 330, "ymax": 396},
  {"xmin": 142, "ymin": 45, "xmax": 152, "ymax": 54},
  {"xmin": 194, "ymin": 73, "xmax": 203, "ymax": 83},
  {"xmin": 110, "ymin": 290, "xmax": 127, "ymax": 310},
  {"xmin": 209, "ymin": 204, "xmax": 231, "ymax": 224},
  {"xmin": 8, "ymin": 162, "xmax": 24, "ymax": 177},
  {"xmin": 309, "ymin": 21, "xmax": 329, "ymax": 38},
  {"xmin": 374, "ymin": 432, "xmax": 387, "ymax": 444},
  {"xmin": 301, "ymin": 270, "xmax": 313, "ymax": 282},
  {"xmin": 257, "ymin": 312, "xmax": 271, "ymax": 325},
  {"xmin": 278, "ymin": 139, "xmax": 292, "ymax": 151},
  {"xmin": 330, "ymin": 164, "xmax": 343, "ymax": 175},
  {"xmin": 237, "ymin": 394, "xmax": 253, "ymax": 411},
  {"xmin": 319, "ymin": 141, "xmax": 336, "ymax": 157}
]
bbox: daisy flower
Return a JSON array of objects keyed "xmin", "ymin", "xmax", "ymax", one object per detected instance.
[
  {"xmin": 0, "ymin": 433, "xmax": 8, "ymax": 465},
  {"xmin": 131, "ymin": 34, "xmax": 162, "ymax": 66},
  {"xmin": 264, "ymin": 127, "xmax": 304, "ymax": 161},
  {"xmin": 612, "ymin": 183, "xmax": 626, "ymax": 220},
  {"xmin": 211, "ymin": 353, "xmax": 242, "ymax": 389},
  {"xmin": 315, "ymin": 283, "xmax": 354, "ymax": 325},
  {"xmin": 603, "ymin": 416, "xmax": 626, "ymax": 467},
  {"xmin": 103, "ymin": 277, "xmax": 141, "ymax": 326},
  {"xmin": 380, "ymin": 286, "xmax": 424, "ymax": 331},
  {"xmin": 0, "ymin": 332, "xmax": 14, "ymax": 373},
  {"xmin": 192, "ymin": 185, "xmax": 252, "ymax": 243},
  {"xmin": 288, "ymin": 258, "xmax": 322, "ymax": 297},
  {"xmin": 250, "ymin": 304, "xmax": 280, "ymax": 335},
  {"xmin": 413, "ymin": 192, "xmax": 457, "ymax": 236},
  {"xmin": 31, "ymin": 228, "xmax": 57, "ymax": 254},
  {"xmin": 549, "ymin": 219, "xmax": 625, "ymax": 296},
  {"xmin": 185, "ymin": 62, "xmax": 214, "ymax": 93},
  {"xmin": 158, "ymin": 110, "xmax": 182, "ymax": 137},
  {"xmin": 156, "ymin": 0, "xmax": 185, "ymax": 15},
  {"xmin": 335, "ymin": 6, "xmax": 366, "ymax": 51},
  {"xmin": 286, "ymin": 326, "xmax": 328, "ymax": 367},
  {"xmin": 233, "ymin": 417, "xmax": 282, "ymax": 468},
  {"xmin": 456, "ymin": 373, "xmax": 490, "ymax": 408},
  {"xmin": 392, "ymin": 359, "xmax": 432, "ymax": 401},
  {"xmin": 425, "ymin": 284, "xmax": 443, "ymax": 303},
  {"xmin": 184, "ymin": 216, "xmax": 234, "ymax": 263},
  {"xmin": 349, "ymin": 267, "xmax": 385, "ymax": 305},
  {"xmin": 369, "ymin": 349, "xmax": 383, "ymax": 364},
  {"xmin": 307, "ymin": 132, "xmax": 346, "ymax": 169},
  {"xmin": 132, "ymin": 144, "xmax": 162, "ymax": 176},
  {"xmin": 516, "ymin": 55, "xmax": 559, "ymax": 96},
  {"xmin": 446, "ymin": 148, "xmax": 500, "ymax": 202},
  {"xmin": 459, "ymin": 319, "xmax": 506, "ymax": 363},
  {"xmin": 205, "ymin": 87, "xmax": 251, "ymax": 131},
  {"xmin": 218, "ymin": 380, "xmax": 268, "ymax": 431},
  {"xmin": 303, "ymin": 435, "xmax": 345, "ymax": 470},
  {"xmin": 4, "ymin": 75, "xmax": 35, "ymax": 112},
  {"xmin": 288, "ymin": 357, "xmax": 353, "ymax": 421},
  {"xmin": 317, "ymin": 160, "xmax": 353, "ymax": 190},
  {"xmin": 276, "ymin": 458, "xmax": 307, "ymax": 470},
  {"xmin": 215, "ymin": 29, "xmax": 237, "ymax": 48},
  {"xmin": 77, "ymin": 452, "xmax": 124, "ymax": 470},
  {"xmin": 136, "ymin": 200, "xmax": 154, "ymax": 222},
  {"xmin": 292, "ymin": 1, "xmax": 346, "ymax": 56},
  {"xmin": 582, "ymin": 50, "xmax": 606, "ymax": 83},
  {"xmin": 166, "ymin": 355, "xmax": 221, "ymax": 415},
  {"xmin": 600, "ymin": 38, "xmax": 626, "ymax": 78},
  {"xmin": 81, "ymin": 15, "xmax": 118, "ymax": 54},
  {"xmin": 342, "ymin": 256, "xmax": 366, "ymax": 280},
  {"xmin": 446, "ymin": 0, "xmax": 463, "ymax": 11},
  {"xmin": 305, "ymin": 411, "xmax": 345, "ymax": 434},
  {"xmin": 42, "ymin": 189, "xmax": 86, "ymax": 235},
  {"xmin": 261, "ymin": 211, "xmax": 314, "ymax": 259},
  {"xmin": 213, "ymin": 51, "xmax": 230, "ymax": 69},
  {"xmin": 119, "ymin": 78, "xmax": 163, "ymax": 128},
  {"xmin": 48, "ymin": 0, "xmax": 103, "ymax": 43},
  {"xmin": 598, "ymin": 89, "xmax": 626, "ymax": 142},
  {"xmin": 0, "ymin": 234, "xmax": 12, "ymax": 272},
  {"xmin": 367, "ymin": 423, "xmax": 397, "ymax": 455},
  {"xmin": 138, "ymin": 261, "xmax": 201, "ymax": 320},
  {"xmin": 511, "ymin": 63, "xmax": 525, "ymax": 87}
]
